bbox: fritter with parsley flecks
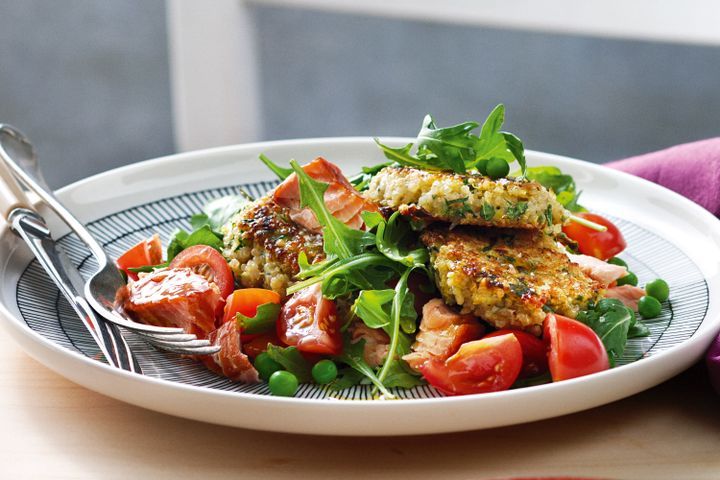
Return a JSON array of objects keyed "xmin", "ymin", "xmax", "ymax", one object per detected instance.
[
  {"xmin": 421, "ymin": 226, "xmax": 601, "ymax": 332},
  {"xmin": 364, "ymin": 166, "xmax": 567, "ymax": 234}
]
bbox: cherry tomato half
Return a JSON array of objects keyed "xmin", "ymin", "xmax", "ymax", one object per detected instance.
[
  {"xmin": 277, "ymin": 283, "xmax": 342, "ymax": 355},
  {"xmin": 419, "ymin": 334, "xmax": 522, "ymax": 396},
  {"xmin": 544, "ymin": 313, "xmax": 609, "ymax": 382},
  {"xmin": 485, "ymin": 329, "xmax": 548, "ymax": 378},
  {"xmin": 116, "ymin": 234, "xmax": 163, "ymax": 280},
  {"xmin": 562, "ymin": 212, "xmax": 626, "ymax": 260},
  {"xmin": 168, "ymin": 245, "xmax": 234, "ymax": 301}
]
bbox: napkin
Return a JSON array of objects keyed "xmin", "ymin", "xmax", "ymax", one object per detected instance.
[{"xmin": 605, "ymin": 138, "xmax": 720, "ymax": 392}]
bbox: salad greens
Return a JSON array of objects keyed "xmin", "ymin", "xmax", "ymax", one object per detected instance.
[
  {"xmin": 375, "ymin": 104, "xmax": 527, "ymax": 177},
  {"xmin": 235, "ymin": 302, "xmax": 280, "ymax": 335},
  {"xmin": 576, "ymin": 299, "xmax": 650, "ymax": 366},
  {"xmin": 284, "ymin": 159, "xmax": 429, "ymax": 396},
  {"xmin": 521, "ymin": 166, "xmax": 586, "ymax": 213},
  {"xmin": 167, "ymin": 194, "xmax": 249, "ymax": 261},
  {"xmin": 265, "ymin": 344, "xmax": 313, "ymax": 383},
  {"xmin": 259, "ymin": 153, "xmax": 294, "ymax": 181}
]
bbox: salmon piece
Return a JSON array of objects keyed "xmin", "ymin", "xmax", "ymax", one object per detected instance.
[
  {"xmin": 273, "ymin": 157, "xmax": 380, "ymax": 232},
  {"xmin": 402, "ymin": 299, "xmax": 484, "ymax": 371},
  {"xmin": 200, "ymin": 321, "xmax": 259, "ymax": 383},
  {"xmin": 350, "ymin": 323, "xmax": 390, "ymax": 368},
  {"xmin": 605, "ymin": 285, "xmax": 646, "ymax": 311},
  {"xmin": 568, "ymin": 252, "xmax": 627, "ymax": 287},
  {"xmin": 121, "ymin": 268, "xmax": 222, "ymax": 337}
]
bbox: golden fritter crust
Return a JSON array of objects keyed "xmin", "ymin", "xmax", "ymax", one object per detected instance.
[
  {"xmin": 421, "ymin": 227, "xmax": 601, "ymax": 331},
  {"xmin": 222, "ymin": 195, "xmax": 325, "ymax": 296},
  {"xmin": 364, "ymin": 166, "xmax": 567, "ymax": 234}
]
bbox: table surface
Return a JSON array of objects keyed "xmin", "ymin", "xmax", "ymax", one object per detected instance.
[{"xmin": 1, "ymin": 325, "xmax": 719, "ymax": 480}]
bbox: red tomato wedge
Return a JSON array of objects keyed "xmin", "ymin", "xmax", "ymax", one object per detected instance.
[
  {"xmin": 544, "ymin": 313, "xmax": 609, "ymax": 382},
  {"xmin": 116, "ymin": 234, "xmax": 163, "ymax": 280},
  {"xmin": 273, "ymin": 157, "xmax": 380, "ymax": 232},
  {"xmin": 562, "ymin": 212, "xmax": 626, "ymax": 260},
  {"xmin": 419, "ymin": 334, "xmax": 522, "ymax": 396},
  {"xmin": 485, "ymin": 329, "xmax": 548, "ymax": 378},
  {"xmin": 168, "ymin": 245, "xmax": 234, "ymax": 301},
  {"xmin": 277, "ymin": 283, "xmax": 342, "ymax": 355}
]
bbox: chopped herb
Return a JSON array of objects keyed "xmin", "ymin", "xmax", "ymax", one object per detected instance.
[
  {"xmin": 505, "ymin": 201, "xmax": 528, "ymax": 220},
  {"xmin": 481, "ymin": 202, "xmax": 495, "ymax": 221},
  {"xmin": 544, "ymin": 204, "xmax": 553, "ymax": 226},
  {"xmin": 444, "ymin": 197, "xmax": 473, "ymax": 217}
]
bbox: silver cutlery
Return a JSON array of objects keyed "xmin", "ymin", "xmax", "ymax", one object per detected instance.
[
  {"xmin": 0, "ymin": 146, "xmax": 139, "ymax": 371},
  {"xmin": 0, "ymin": 125, "xmax": 219, "ymax": 356}
]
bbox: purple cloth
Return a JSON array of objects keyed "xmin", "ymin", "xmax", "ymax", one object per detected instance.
[{"xmin": 606, "ymin": 138, "xmax": 720, "ymax": 392}]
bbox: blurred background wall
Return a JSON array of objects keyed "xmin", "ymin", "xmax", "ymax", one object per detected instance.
[{"xmin": 1, "ymin": 1, "xmax": 718, "ymax": 188}]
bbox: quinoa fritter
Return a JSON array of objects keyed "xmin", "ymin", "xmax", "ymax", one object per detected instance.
[
  {"xmin": 421, "ymin": 226, "xmax": 601, "ymax": 332},
  {"xmin": 364, "ymin": 166, "xmax": 567, "ymax": 234},
  {"xmin": 222, "ymin": 195, "xmax": 325, "ymax": 296}
]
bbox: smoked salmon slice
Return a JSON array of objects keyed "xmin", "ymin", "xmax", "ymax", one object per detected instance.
[
  {"xmin": 121, "ymin": 267, "xmax": 222, "ymax": 338},
  {"xmin": 200, "ymin": 321, "xmax": 260, "ymax": 383},
  {"xmin": 273, "ymin": 157, "xmax": 380, "ymax": 232}
]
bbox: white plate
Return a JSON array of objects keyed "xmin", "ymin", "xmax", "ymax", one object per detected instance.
[{"xmin": 1, "ymin": 138, "xmax": 719, "ymax": 436}]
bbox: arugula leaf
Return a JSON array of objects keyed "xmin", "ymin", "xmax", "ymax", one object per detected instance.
[
  {"xmin": 259, "ymin": 153, "xmax": 294, "ymax": 180},
  {"xmin": 360, "ymin": 211, "xmax": 385, "ymax": 231},
  {"xmin": 522, "ymin": 166, "xmax": 585, "ymax": 212},
  {"xmin": 235, "ymin": 302, "xmax": 280, "ymax": 335},
  {"xmin": 375, "ymin": 104, "xmax": 526, "ymax": 176},
  {"xmin": 335, "ymin": 338, "xmax": 395, "ymax": 398},
  {"xmin": 416, "ymin": 116, "xmax": 478, "ymax": 173},
  {"xmin": 286, "ymin": 252, "xmax": 397, "ymax": 297},
  {"xmin": 349, "ymin": 161, "xmax": 393, "ymax": 191},
  {"xmin": 374, "ymin": 141, "xmax": 431, "ymax": 170},
  {"xmin": 265, "ymin": 344, "xmax": 312, "ymax": 383},
  {"xmin": 352, "ymin": 290, "xmax": 394, "ymax": 329},
  {"xmin": 382, "ymin": 361, "xmax": 424, "ymax": 389},
  {"xmin": 374, "ymin": 212, "xmax": 429, "ymax": 268},
  {"xmin": 328, "ymin": 367, "xmax": 364, "ymax": 391},
  {"xmin": 290, "ymin": 160, "xmax": 375, "ymax": 259},
  {"xmin": 628, "ymin": 309, "xmax": 651, "ymax": 338},
  {"xmin": 352, "ymin": 288, "xmax": 417, "ymax": 334},
  {"xmin": 166, "ymin": 225, "xmax": 224, "ymax": 261},
  {"xmin": 202, "ymin": 195, "xmax": 249, "ymax": 231},
  {"xmin": 377, "ymin": 268, "xmax": 415, "ymax": 384},
  {"xmin": 576, "ymin": 300, "xmax": 648, "ymax": 366}
]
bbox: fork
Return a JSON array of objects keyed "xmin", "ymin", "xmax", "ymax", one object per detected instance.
[
  {"xmin": 0, "ymin": 125, "xmax": 219, "ymax": 355},
  {"xmin": 0, "ymin": 132, "xmax": 139, "ymax": 371}
]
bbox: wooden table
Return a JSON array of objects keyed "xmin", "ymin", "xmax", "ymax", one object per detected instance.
[{"xmin": 1, "ymin": 326, "xmax": 719, "ymax": 480}]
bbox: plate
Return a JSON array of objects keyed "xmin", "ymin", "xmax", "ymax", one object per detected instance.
[{"xmin": 1, "ymin": 138, "xmax": 719, "ymax": 436}]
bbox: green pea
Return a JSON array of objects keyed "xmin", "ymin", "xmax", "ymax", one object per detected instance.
[
  {"xmin": 638, "ymin": 296, "xmax": 662, "ymax": 319},
  {"xmin": 486, "ymin": 158, "xmax": 510, "ymax": 179},
  {"xmin": 607, "ymin": 257, "xmax": 628, "ymax": 268},
  {"xmin": 312, "ymin": 360, "xmax": 338, "ymax": 384},
  {"xmin": 268, "ymin": 371, "xmax": 299, "ymax": 397},
  {"xmin": 254, "ymin": 352, "xmax": 282, "ymax": 381},
  {"xmin": 616, "ymin": 271, "xmax": 638, "ymax": 287},
  {"xmin": 645, "ymin": 279, "xmax": 670, "ymax": 302},
  {"xmin": 476, "ymin": 159, "xmax": 489, "ymax": 176}
]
